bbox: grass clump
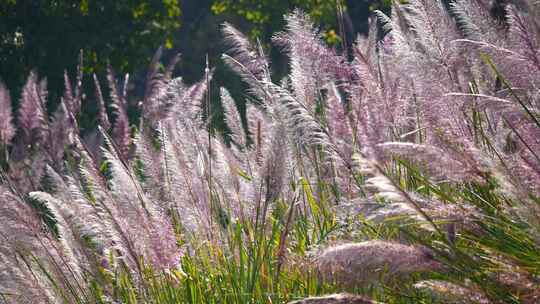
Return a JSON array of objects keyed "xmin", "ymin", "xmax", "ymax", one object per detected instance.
[{"xmin": 0, "ymin": 0, "xmax": 539, "ymax": 303}]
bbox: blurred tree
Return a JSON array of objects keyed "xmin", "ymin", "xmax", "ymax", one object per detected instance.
[
  {"xmin": 200, "ymin": 0, "xmax": 392, "ymax": 82},
  {"xmin": 0, "ymin": 0, "xmax": 181, "ymax": 103},
  {"xmin": 211, "ymin": 0, "xmax": 343, "ymax": 43},
  {"xmin": 209, "ymin": 0, "xmax": 391, "ymax": 44}
]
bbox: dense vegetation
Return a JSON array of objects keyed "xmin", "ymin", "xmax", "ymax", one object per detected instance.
[{"xmin": 0, "ymin": 0, "xmax": 539, "ymax": 303}]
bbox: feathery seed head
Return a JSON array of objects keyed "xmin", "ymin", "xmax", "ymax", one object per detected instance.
[{"xmin": 316, "ymin": 241, "xmax": 442, "ymax": 287}]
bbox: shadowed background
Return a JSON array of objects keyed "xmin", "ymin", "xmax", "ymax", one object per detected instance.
[{"xmin": 0, "ymin": 0, "xmax": 390, "ymax": 133}]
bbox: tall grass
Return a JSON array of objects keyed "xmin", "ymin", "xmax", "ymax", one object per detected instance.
[{"xmin": 0, "ymin": 0, "xmax": 539, "ymax": 303}]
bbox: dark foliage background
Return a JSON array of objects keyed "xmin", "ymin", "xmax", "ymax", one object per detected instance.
[
  {"xmin": 0, "ymin": 0, "xmax": 389, "ymax": 132},
  {"xmin": 0, "ymin": 1, "xmax": 181, "ymax": 101}
]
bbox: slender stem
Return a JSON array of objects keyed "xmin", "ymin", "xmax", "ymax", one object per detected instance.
[{"xmin": 205, "ymin": 54, "xmax": 214, "ymax": 230}]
